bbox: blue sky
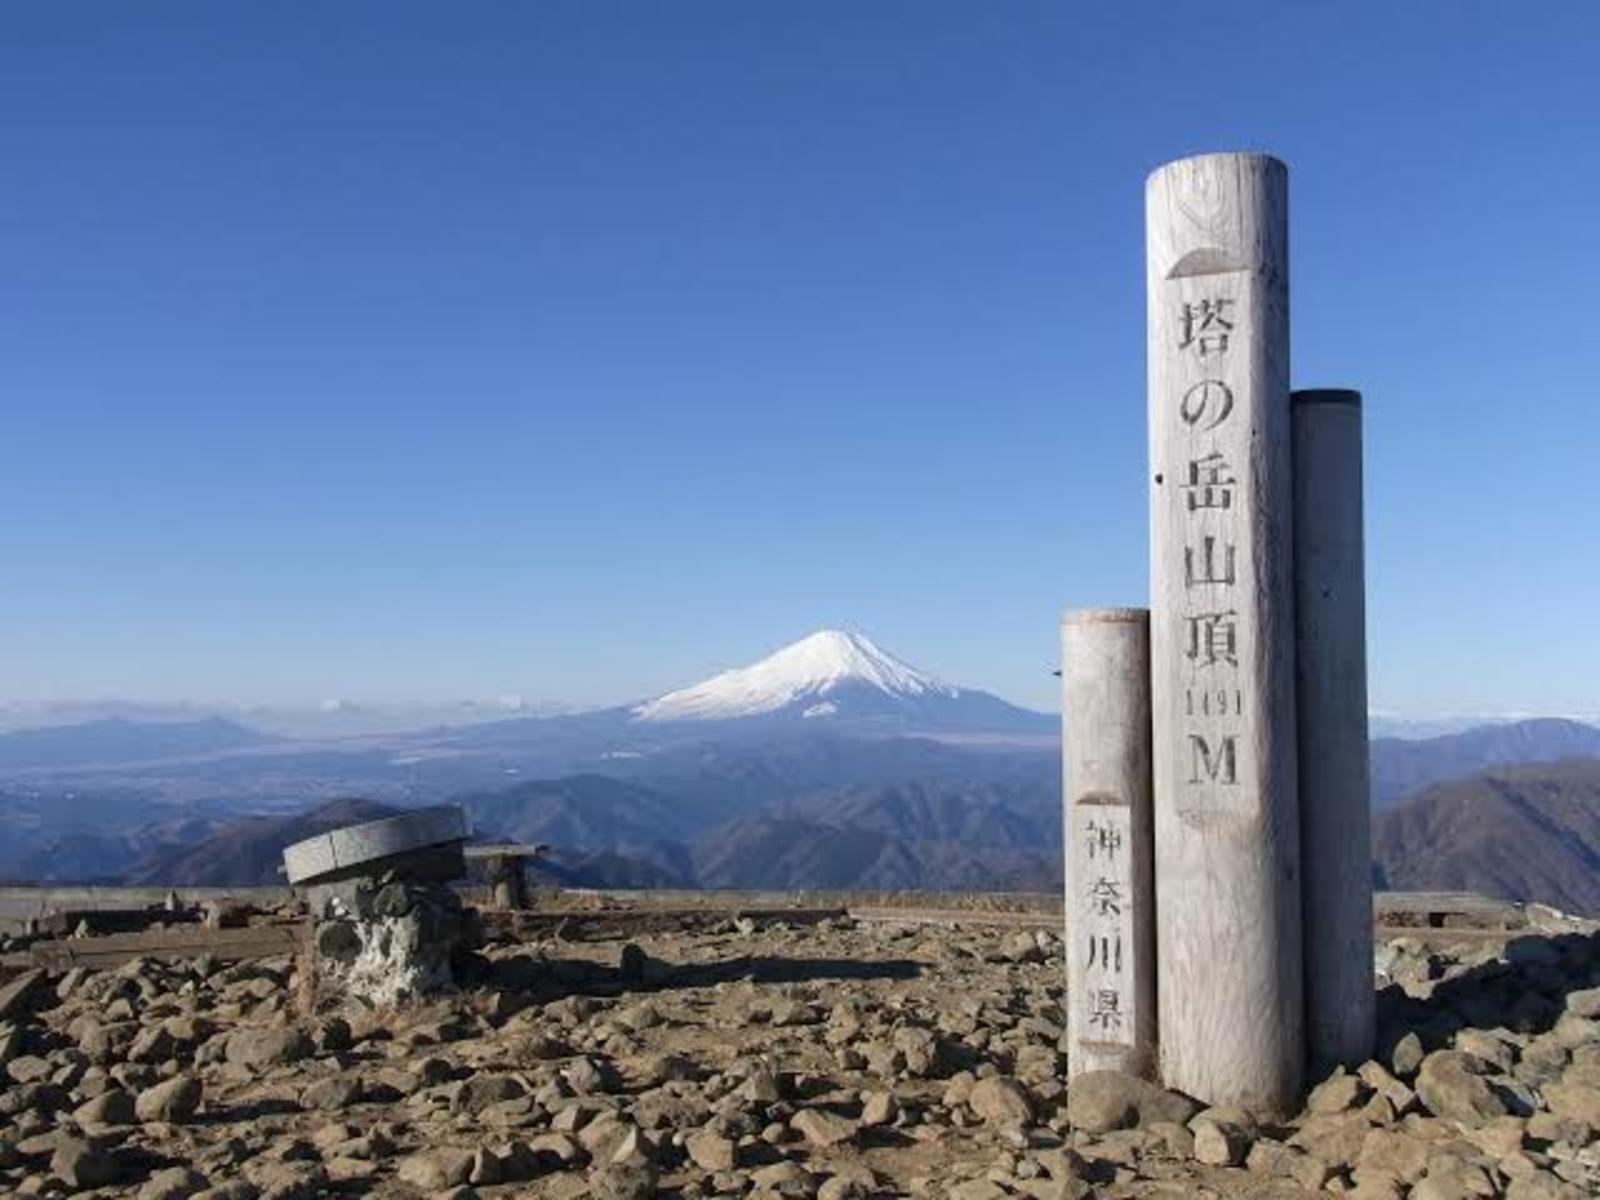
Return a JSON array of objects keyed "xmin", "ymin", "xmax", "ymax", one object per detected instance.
[{"xmin": 3, "ymin": 3, "xmax": 1597, "ymax": 715}]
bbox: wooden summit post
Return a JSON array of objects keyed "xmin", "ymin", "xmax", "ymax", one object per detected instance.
[
  {"xmin": 1061, "ymin": 609, "xmax": 1156, "ymax": 1079},
  {"xmin": 1292, "ymin": 389, "xmax": 1375, "ymax": 1071},
  {"xmin": 1147, "ymin": 152, "xmax": 1304, "ymax": 1112}
]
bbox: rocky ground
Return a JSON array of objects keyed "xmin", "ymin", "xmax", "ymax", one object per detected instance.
[{"xmin": 2, "ymin": 909, "xmax": 1599, "ymax": 1198}]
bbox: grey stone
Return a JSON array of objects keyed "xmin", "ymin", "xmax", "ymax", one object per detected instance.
[
  {"xmin": 454, "ymin": 1073, "xmax": 526, "ymax": 1113},
  {"xmin": 588, "ymin": 1162, "xmax": 658, "ymax": 1200},
  {"xmin": 5, "ymin": 1053, "xmax": 52, "ymax": 1084},
  {"xmin": 397, "ymin": 1148, "xmax": 475, "ymax": 1190},
  {"xmin": 860, "ymin": 1090, "xmax": 898, "ymax": 1127},
  {"xmin": 949, "ymin": 1181, "xmax": 1009, "ymax": 1200},
  {"xmin": 1306, "ymin": 1069, "xmax": 1366, "ymax": 1115},
  {"xmin": 563, "ymin": 1056, "xmax": 611, "ymax": 1095},
  {"xmin": 970, "ymin": 1076, "xmax": 1034, "ymax": 1127},
  {"xmin": 1193, "ymin": 1118, "xmax": 1252, "ymax": 1166},
  {"xmin": 51, "ymin": 1137, "xmax": 120, "ymax": 1188},
  {"xmin": 819, "ymin": 1170, "xmax": 877, "ymax": 1200},
  {"xmin": 1001, "ymin": 930, "xmax": 1045, "ymax": 963},
  {"xmin": 792, "ymin": 1107, "xmax": 859, "ymax": 1146},
  {"xmin": 301, "ymin": 1075, "xmax": 363, "ymax": 1110},
  {"xmin": 1392, "ymin": 1031, "xmax": 1426, "ymax": 1078},
  {"xmin": 137, "ymin": 1073, "xmax": 203, "ymax": 1123},
  {"xmin": 1415, "ymin": 1050, "xmax": 1507, "ymax": 1124},
  {"xmin": 74, "ymin": 1087, "xmax": 136, "ymax": 1126},
  {"xmin": 128, "ymin": 1025, "xmax": 178, "ymax": 1065},
  {"xmin": 225, "ymin": 1027, "xmax": 314, "ymax": 1071},
  {"xmin": 192, "ymin": 1185, "xmax": 260, "ymax": 1200},
  {"xmin": 1355, "ymin": 1128, "xmax": 1429, "ymax": 1184},
  {"xmin": 140, "ymin": 1167, "xmax": 210, "ymax": 1200},
  {"xmin": 685, "ymin": 1128, "xmax": 738, "ymax": 1171},
  {"xmin": 1543, "ymin": 1080, "xmax": 1600, "ymax": 1132},
  {"xmin": 819, "ymin": 1171, "xmax": 883, "ymax": 1196},
  {"xmin": 1066, "ymin": 1070, "xmax": 1141, "ymax": 1132},
  {"xmin": 750, "ymin": 1160, "xmax": 816, "ymax": 1192},
  {"xmin": 739, "ymin": 1068, "xmax": 784, "ymax": 1107}
]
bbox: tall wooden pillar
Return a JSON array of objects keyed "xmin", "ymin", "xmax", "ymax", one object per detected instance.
[{"xmin": 1147, "ymin": 152, "xmax": 1304, "ymax": 1113}]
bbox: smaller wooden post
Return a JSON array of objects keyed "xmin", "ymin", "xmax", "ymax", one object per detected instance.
[
  {"xmin": 488, "ymin": 853, "xmax": 528, "ymax": 911},
  {"xmin": 1062, "ymin": 608, "xmax": 1156, "ymax": 1079},
  {"xmin": 1293, "ymin": 389, "xmax": 1375, "ymax": 1071}
]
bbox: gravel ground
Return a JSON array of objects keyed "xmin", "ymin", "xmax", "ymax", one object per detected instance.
[{"xmin": 2, "ymin": 909, "xmax": 1599, "ymax": 1198}]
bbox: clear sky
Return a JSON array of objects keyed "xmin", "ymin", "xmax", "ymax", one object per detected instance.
[{"xmin": 3, "ymin": 2, "xmax": 1597, "ymax": 716}]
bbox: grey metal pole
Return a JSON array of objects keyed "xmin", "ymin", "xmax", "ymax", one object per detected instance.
[{"xmin": 1292, "ymin": 389, "xmax": 1375, "ymax": 1072}]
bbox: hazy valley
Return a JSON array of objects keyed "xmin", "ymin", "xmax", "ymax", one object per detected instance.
[{"xmin": 3, "ymin": 631, "xmax": 1598, "ymax": 913}]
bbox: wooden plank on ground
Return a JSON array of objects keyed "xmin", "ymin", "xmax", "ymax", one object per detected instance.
[
  {"xmin": 484, "ymin": 906, "xmax": 845, "ymax": 940},
  {"xmin": 27, "ymin": 924, "xmax": 303, "ymax": 970},
  {"xmin": 849, "ymin": 907, "xmax": 1058, "ymax": 930},
  {"xmin": 1375, "ymin": 891, "xmax": 1518, "ymax": 919}
]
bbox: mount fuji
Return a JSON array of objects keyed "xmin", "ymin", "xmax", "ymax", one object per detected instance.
[{"xmin": 630, "ymin": 630, "xmax": 1053, "ymax": 735}]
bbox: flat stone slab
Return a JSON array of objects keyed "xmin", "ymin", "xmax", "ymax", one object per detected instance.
[
  {"xmin": 463, "ymin": 843, "xmax": 549, "ymax": 859},
  {"xmin": 283, "ymin": 806, "xmax": 468, "ymax": 885}
]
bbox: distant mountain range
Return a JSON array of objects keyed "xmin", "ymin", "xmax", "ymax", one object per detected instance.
[
  {"xmin": 120, "ymin": 797, "xmax": 396, "ymax": 888},
  {"xmin": 0, "ymin": 716, "xmax": 274, "ymax": 770},
  {"xmin": 1368, "ymin": 718, "xmax": 1600, "ymax": 807},
  {"xmin": 1373, "ymin": 759, "xmax": 1600, "ymax": 915},
  {"xmin": 1, "ymin": 630, "xmax": 1597, "ymax": 909}
]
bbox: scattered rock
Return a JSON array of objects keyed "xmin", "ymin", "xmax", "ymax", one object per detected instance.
[
  {"xmin": 1000, "ymin": 930, "xmax": 1045, "ymax": 963},
  {"xmin": 1356, "ymin": 1128, "xmax": 1429, "ymax": 1184},
  {"xmin": 300, "ymin": 1075, "xmax": 362, "ymax": 1110},
  {"xmin": 1066, "ymin": 1070, "xmax": 1145, "ymax": 1132},
  {"xmin": 3, "ymin": 903, "xmax": 1595, "ymax": 1200},
  {"xmin": 75, "ymin": 1087, "xmax": 136, "ymax": 1126},
  {"xmin": 1392, "ymin": 1031, "xmax": 1426, "ymax": 1078},
  {"xmin": 1545, "ymin": 1080, "xmax": 1600, "ymax": 1131},
  {"xmin": 819, "ymin": 1168, "xmax": 878, "ymax": 1200},
  {"xmin": 792, "ymin": 1107, "xmax": 859, "ymax": 1146},
  {"xmin": 455, "ymin": 1072, "xmax": 527, "ymax": 1113},
  {"xmin": 969, "ymin": 1075, "xmax": 1034, "ymax": 1127},
  {"xmin": 1416, "ymin": 1050, "xmax": 1507, "ymax": 1124},
  {"xmin": 140, "ymin": 1166, "xmax": 210, "ymax": 1200},
  {"xmin": 397, "ymin": 1148, "xmax": 476, "ymax": 1190},
  {"xmin": 136, "ymin": 1073, "xmax": 203, "ymax": 1123},
  {"xmin": 51, "ymin": 1137, "xmax": 120, "ymax": 1188},
  {"xmin": 949, "ymin": 1180, "xmax": 1010, "ymax": 1200},
  {"xmin": 860, "ymin": 1089, "xmax": 898, "ymax": 1127},
  {"xmin": 225, "ymin": 1027, "xmax": 314, "ymax": 1071},
  {"xmin": 685, "ymin": 1127, "xmax": 738, "ymax": 1171},
  {"xmin": 1193, "ymin": 1117, "xmax": 1253, "ymax": 1166},
  {"xmin": 1306, "ymin": 1068, "xmax": 1367, "ymax": 1115},
  {"xmin": 588, "ymin": 1161, "xmax": 658, "ymax": 1200}
]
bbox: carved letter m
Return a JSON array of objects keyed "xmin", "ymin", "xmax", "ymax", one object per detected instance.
[{"xmin": 1188, "ymin": 733, "xmax": 1238, "ymax": 785}]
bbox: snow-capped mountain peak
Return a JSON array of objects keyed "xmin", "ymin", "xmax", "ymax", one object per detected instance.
[{"xmin": 632, "ymin": 629, "xmax": 961, "ymax": 723}]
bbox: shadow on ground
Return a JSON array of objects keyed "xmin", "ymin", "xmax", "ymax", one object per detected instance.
[
  {"xmin": 469, "ymin": 949, "xmax": 922, "ymax": 1005},
  {"xmin": 1376, "ymin": 929, "xmax": 1600, "ymax": 1057}
]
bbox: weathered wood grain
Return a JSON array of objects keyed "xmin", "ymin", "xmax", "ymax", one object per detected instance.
[
  {"xmin": 1147, "ymin": 152, "xmax": 1304, "ymax": 1113},
  {"xmin": 1061, "ymin": 608, "xmax": 1156, "ymax": 1078},
  {"xmin": 26, "ymin": 923, "xmax": 302, "ymax": 970}
]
